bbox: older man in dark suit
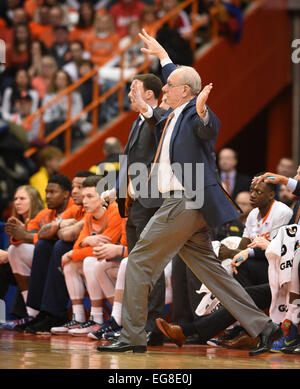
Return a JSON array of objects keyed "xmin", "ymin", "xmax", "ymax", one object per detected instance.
[{"xmin": 98, "ymin": 30, "xmax": 283, "ymax": 356}]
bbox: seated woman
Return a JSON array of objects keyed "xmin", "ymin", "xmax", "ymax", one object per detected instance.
[{"xmin": 0, "ymin": 185, "xmax": 44, "ymax": 327}]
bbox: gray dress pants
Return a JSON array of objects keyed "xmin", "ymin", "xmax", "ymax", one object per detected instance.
[{"xmin": 120, "ymin": 195, "xmax": 271, "ymax": 346}]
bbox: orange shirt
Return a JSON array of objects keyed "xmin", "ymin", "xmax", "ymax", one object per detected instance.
[
  {"xmin": 72, "ymin": 202, "xmax": 123, "ymax": 262},
  {"xmin": 27, "ymin": 198, "xmax": 73, "ymax": 244},
  {"xmin": 69, "ymin": 27, "xmax": 94, "ymax": 44},
  {"xmin": 25, "ymin": 0, "xmax": 43, "ymax": 19},
  {"xmin": 37, "ymin": 27, "xmax": 55, "ymax": 49},
  {"xmin": 29, "ymin": 22, "xmax": 52, "ymax": 43},
  {"xmin": 62, "ymin": 204, "xmax": 85, "ymax": 222},
  {"xmin": 84, "ymin": 33, "xmax": 119, "ymax": 66}
]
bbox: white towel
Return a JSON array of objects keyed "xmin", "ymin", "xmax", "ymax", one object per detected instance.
[
  {"xmin": 266, "ymin": 224, "xmax": 300, "ymax": 323},
  {"xmin": 195, "ymin": 237, "xmax": 241, "ymax": 316}
]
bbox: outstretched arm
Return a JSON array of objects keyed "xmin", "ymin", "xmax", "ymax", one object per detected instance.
[{"xmin": 139, "ymin": 29, "xmax": 170, "ymax": 62}]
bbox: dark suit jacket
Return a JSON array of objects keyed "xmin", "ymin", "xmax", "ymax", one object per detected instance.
[
  {"xmin": 231, "ymin": 172, "xmax": 252, "ymax": 200},
  {"xmin": 117, "ymin": 107, "xmax": 166, "ymax": 217},
  {"xmin": 154, "ymin": 62, "xmax": 241, "ymax": 228}
]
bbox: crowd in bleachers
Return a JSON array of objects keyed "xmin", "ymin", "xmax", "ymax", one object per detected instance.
[
  {"xmin": 3, "ymin": 0, "xmax": 298, "ymax": 358},
  {"xmin": 0, "ymin": 0, "xmax": 252, "ymax": 222},
  {"xmin": 0, "ymin": 0, "xmax": 249, "ymax": 139}
]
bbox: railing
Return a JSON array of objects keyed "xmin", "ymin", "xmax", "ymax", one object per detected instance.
[{"xmin": 22, "ymin": 0, "xmax": 255, "ymax": 158}]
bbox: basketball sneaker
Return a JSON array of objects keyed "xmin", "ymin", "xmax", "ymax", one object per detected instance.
[
  {"xmin": 51, "ymin": 315, "xmax": 83, "ymax": 335},
  {"xmin": 270, "ymin": 319, "xmax": 299, "ymax": 353},
  {"xmin": 87, "ymin": 316, "xmax": 122, "ymax": 340},
  {"xmin": 68, "ymin": 317, "xmax": 101, "ymax": 336}
]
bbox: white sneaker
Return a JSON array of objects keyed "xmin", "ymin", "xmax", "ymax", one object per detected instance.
[
  {"xmin": 68, "ymin": 319, "xmax": 101, "ymax": 337},
  {"xmin": 51, "ymin": 317, "xmax": 83, "ymax": 335}
]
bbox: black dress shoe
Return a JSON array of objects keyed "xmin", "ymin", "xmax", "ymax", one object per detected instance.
[
  {"xmin": 249, "ymin": 322, "xmax": 283, "ymax": 356},
  {"xmin": 97, "ymin": 340, "xmax": 147, "ymax": 353},
  {"xmin": 147, "ymin": 331, "xmax": 164, "ymax": 346}
]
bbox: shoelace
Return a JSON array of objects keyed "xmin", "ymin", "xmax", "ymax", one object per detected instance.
[
  {"xmin": 64, "ymin": 320, "xmax": 79, "ymax": 328},
  {"xmin": 79, "ymin": 320, "xmax": 95, "ymax": 328}
]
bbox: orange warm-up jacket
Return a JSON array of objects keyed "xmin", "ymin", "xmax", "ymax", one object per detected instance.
[
  {"xmin": 11, "ymin": 198, "xmax": 74, "ymax": 246},
  {"xmin": 71, "ymin": 202, "xmax": 127, "ymax": 262}
]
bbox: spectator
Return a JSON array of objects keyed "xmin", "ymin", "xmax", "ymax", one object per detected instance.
[
  {"xmin": 0, "ymin": 7, "xmax": 29, "ymax": 48},
  {"xmin": 0, "ymin": 185, "xmax": 44, "ymax": 327},
  {"xmin": 48, "ymin": 25, "xmax": 71, "ymax": 68},
  {"xmin": 63, "ymin": 40, "xmax": 91, "ymax": 83},
  {"xmin": 1, "ymin": 69, "xmax": 39, "ymax": 122},
  {"xmin": 31, "ymin": 55, "xmax": 58, "ymax": 100},
  {"xmin": 29, "ymin": 145, "xmax": 64, "ymax": 205},
  {"xmin": 77, "ymin": 59, "xmax": 94, "ymax": 117},
  {"xmin": 42, "ymin": 69, "xmax": 89, "ymax": 148},
  {"xmin": 217, "ymin": 147, "xmax": 252, "ymax": 200},
  {"xmin": 0, "ymin": 0, "xmax": 24, "ymax": 27},
  {"xmin": 141, "ymin": 6, "xmax": 158, "ymax": 37},
  {"xmin": 84, "ymin": 13, "xmax": 119, "ymax": 67},
  {"xmin": 6, "ymin": 23, "xmax": 31, "ymax": 77},
  {"xmin": 109, "ymin": 0, "xmax": 146, "ymax": 38},
  {"xmin": 99, "ymin": 20, "xmax": 149, "ymax": 83},
  {"xmin": 9, "ymin": 94, "xmax": 40, "ymax": 143},
  {"xmin": 27, "ymin": 40, "xmax": 48, "ymax": 80},
  {"xmin": 90, "ymin": 136, "xmax": 123, "ymax": 176},
  {"xmin": 276, "ymin": 157, "xmax": 296, "ymax": 178},
  {"xmin": 24, "ymin": 0, "xmax": 43, "ymax": 20},
  {"xmin": 38, "ymin": 5, "xmax": 66, "ymax": 48},
  {"xmin": 29, "ymin": 5, "xmax": 52, "ymax": 44},
  {"xmin": 158, "ymin": 0, "xmax": 192, "ymax": 38},
  {"xmin": 66, "ymin": 0, "xmax": 110, "ymax": 11},
  {"xmin": 156, "ymin": 21, "xmax": 194, "ymax": 67},
  {"xmin": 209, "ymin": 0, "xmax": 243, "ymax": 43},
  {"xmin": 69, "ymin": 1, "xmax": 96, "ymax": 43},
  {"xmin": 0, "ymin": 119, "xmax": 31, "ymax": 216},
  {"xmin": 234, "ymin": 190, "xmax": 252, "ymax": 225}
]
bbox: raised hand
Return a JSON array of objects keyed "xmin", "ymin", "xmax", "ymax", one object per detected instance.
[
  {"xmin": 128, "ymin": 79, "xmax": 148, "ymax": 114},
  {"xmin": 139, "ymin": 29, "xmax": 169, "ymax": 61},
  {"xmin": 252, "ymin": 173, "xmax": 288, "ymax": 188},
  {"xmin": 196, "ymin": 83, "xmax": 213, "ymax": 118}
]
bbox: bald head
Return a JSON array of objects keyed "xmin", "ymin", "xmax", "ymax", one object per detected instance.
[{"xmin": 103, "ymin": 137, "xmax": 122, "ymax": 155}]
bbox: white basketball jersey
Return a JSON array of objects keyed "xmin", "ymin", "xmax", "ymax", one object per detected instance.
[{"xmin": 242, "ymin": 200, "xmax": 293, "ymax": 241}]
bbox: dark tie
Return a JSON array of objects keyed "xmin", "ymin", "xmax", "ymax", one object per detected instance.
[
  {"xmin": 148, "ymin": 112, "xmax": 175, "ymax": 180},
  {"xmin": 129, "ymin": 116, "xmax": 142, "ymax": 149}
]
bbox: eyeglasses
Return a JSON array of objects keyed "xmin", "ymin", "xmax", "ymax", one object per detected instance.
[{"xmin": 166, "ymin": 82, "xmax": 188, "ymax": 88}]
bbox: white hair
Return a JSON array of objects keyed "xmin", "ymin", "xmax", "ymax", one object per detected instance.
[{"xmin": 177, "ymin": 65, "xmax": 202, "ymax": 95}]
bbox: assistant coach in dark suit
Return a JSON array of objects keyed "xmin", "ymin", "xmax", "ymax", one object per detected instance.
[
  {"xmin": 98, "ymin": 30, "xmax": 282, "ymax": 356},
  {"xmin": 101, "ymin": 74, "xmax": 167, "ymax": 345}
]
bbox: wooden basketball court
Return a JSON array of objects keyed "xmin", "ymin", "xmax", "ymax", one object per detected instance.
[{"xmin": 1, "ymin": 329, "xmax": 300, "ymax": 371}]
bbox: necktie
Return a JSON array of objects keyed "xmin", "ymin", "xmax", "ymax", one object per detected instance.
[
  {"xmin": 224, "ymin": 173, "xmax": 231, "ymax": 195},
  {"xmin": 129, "ymin": 116, "xmax": 142, "ymax": 148},
  {"xmin": 148, "ymin": 111, "xmax": 175, "ymax": 180}
]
